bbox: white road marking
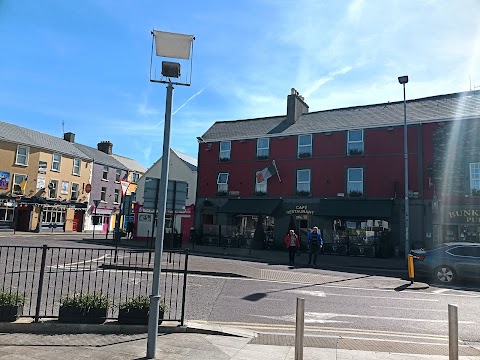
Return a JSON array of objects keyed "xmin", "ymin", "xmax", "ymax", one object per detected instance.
[
  {"xmin": 433, "ymin": 288, "xmax": 450, "ymax": 294},
  {"xmin": 289, "ymin": 289, "xmax": 438, "ymax": 302},
  {"xmin": 370, "ymin": 305, "xmax": 445, "ymax": 312},
  {"xmin": 254, "ymin": 312, "xmax": 475, "ymax": 324}
]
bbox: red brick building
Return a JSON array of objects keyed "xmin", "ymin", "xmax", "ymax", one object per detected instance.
[{"xmin": 194, "ymin": 89, "xmax": 480, "ymax": 258}]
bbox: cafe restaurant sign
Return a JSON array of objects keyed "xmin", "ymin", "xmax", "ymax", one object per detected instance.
[
  {"xmin": 443, "ymin": 206, "xmax": 480, "ymax": 224},
  {"xmin": 286, "ymin": 205, "xmax": 314, "ymax": 215}
]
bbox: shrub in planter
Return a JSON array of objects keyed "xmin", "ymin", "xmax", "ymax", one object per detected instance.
[
  {"xmin": 59, "ymin": 293, "xmax": 110, "ymax": 324},
  {"xmin": 349, "ymin": 148, "xmax": 363, "ymax": 156},
  {"xmin": 0, "ymin": 292, "xmax": 24, "ymax": 322},
  {"xmin": 349, "ymin": 190, "xmax": 363, "ymax": 197},
  {"xmin": 118, "ymin": 295, "xmax": 167, "ymax": 325}
]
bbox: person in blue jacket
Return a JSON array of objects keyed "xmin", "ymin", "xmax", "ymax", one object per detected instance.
[{"xmin": 307, "ymin": 226, "xmax": 323, "ymax": 267}]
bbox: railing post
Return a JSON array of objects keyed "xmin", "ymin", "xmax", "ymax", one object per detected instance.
[
  {"xmin": 449, "ymin": 304, "xmax": 458, "ymax": 360},
  {"xmin": 180, "ymin": 249, "xmax": 189, "ymax": 326},
  {"xmin": 295, "ymin": 297, "xmax": 305, "ymax": 360},
  {"xmin": 34, "ymin": 245, "xmax": 48, "ymax": 323}
]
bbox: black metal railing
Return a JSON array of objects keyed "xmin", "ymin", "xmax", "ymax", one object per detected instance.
[{"xmin": 0, "ymin": 245, "xmax": 188, "ymax": 324}]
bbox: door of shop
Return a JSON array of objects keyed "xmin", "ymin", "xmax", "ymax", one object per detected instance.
[
  {"xmin": 72, "ymin": 211, "xmax": 84, "ymax": 232},
  {"xmin": 15, "ymin": 207, "xmax": 31, "ymax": 232}
]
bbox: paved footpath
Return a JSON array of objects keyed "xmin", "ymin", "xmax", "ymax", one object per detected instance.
[{"xmin": 1, "ymin": 321, "xmax": 480, "ymax": 360}]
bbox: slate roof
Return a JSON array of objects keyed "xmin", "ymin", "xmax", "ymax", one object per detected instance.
[
  {"xmin": 74, "ymin": 144, "xmax": 128, "ymax": 169},
  {"xmin": 112, "ymin": 154, "xmax": 147, "ymax": 173},
  {"xmin": 172, "ymin": 149, "xmax": 197, "ymax": 171},
  {"xmin": 0, "ymin": 121, "xmax": 91, "ymax": 160},
  {"xmin": 201, "ymin": 90, "xmax": 480, "ymax": 142}
]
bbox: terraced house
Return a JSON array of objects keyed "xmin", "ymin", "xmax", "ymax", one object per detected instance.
[
  {"xmin": 0, "ymin": 122, "xmax": 146, "ymax": 233},
  {"xmin": 195, "ymin": 89, "xmax": 480, "ymax": 258},
  {"xmin": 0, "ymin": 122, "xmax": 92, "ymax": 232}
]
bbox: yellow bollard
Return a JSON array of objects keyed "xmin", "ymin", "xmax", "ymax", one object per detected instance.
[{"xmin": 408, "ymin": 254, "xmax": 415, "ymax": 283}]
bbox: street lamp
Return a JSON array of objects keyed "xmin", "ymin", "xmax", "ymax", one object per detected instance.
[
  {"xmin": 398, "ymin": 75, "xmax": 409, "ymax": 259},
  {"xmin": 146, "ymin": 30, "xmax": 194, "ymax": 359}
]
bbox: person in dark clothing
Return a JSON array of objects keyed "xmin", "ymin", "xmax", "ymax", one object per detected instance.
[
  {"xmin": 284, "ymin": 229, "xmax": 299, "ymax": 265},
  {"xmin": 307, "ymin": 226, "xmax": 323, "ymax": 267},
  {"xmin": 126, "ymin": 220, "xmax": 135, "ymax": 239}
]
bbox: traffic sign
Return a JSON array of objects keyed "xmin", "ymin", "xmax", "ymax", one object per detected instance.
[
  {"xmin": 85, "ymin": 183, "xmax": 92, "ymax": 193},
  {"xmin": 93, "ymin": 199, "xmax": 101, "ymax": 207},
  {"xmin": 120, "ymin": 180, "xmax": 130, "ymax": 195}
]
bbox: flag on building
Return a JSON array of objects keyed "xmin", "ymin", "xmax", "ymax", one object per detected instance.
[
  {"xmin": 19, "ymin": 175, "xmax": 28, "ymax": 191},
  {"xmin": 256, "ymin": 163, "xmax": 277, "ymax": 183}
]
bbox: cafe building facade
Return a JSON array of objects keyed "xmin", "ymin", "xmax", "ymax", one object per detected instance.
[{"xmin": 195, "ymin": 89, "xmax": 480, "ymax": 258}]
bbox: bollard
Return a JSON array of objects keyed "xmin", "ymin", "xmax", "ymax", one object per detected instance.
[
  {"xmin": 295, "ymin": 297, "xmax": 305, "ymax": 360},
  {"xmin": 448, "ymin": 304, "xmax": 458, "ymax": 360},
  {"xmin": 407, "ymin": 254, "xmax": 415, "ymax": 283}
]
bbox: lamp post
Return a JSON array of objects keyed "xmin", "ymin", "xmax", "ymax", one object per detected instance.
[
  {"xmin": 146, "ymin": 30, "xmax": 194, "ymax": 359},
  {"xmin": 398, "ymin": 75, "xmax": 409, "ymax": 259}
]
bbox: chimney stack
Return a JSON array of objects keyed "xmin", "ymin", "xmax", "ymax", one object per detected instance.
[
  {"xmin": 287, "ymin": 88, "xmax": 309, "ymax": 124},
  {"xmin": 63, "ymin": 132, "xmax": 75, "ymax": 143},
  {"xmin": 97, "ymin": 141, "xmax": 113, "ymax": 154}
]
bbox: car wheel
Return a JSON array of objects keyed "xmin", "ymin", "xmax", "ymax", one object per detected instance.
[{"xmin": 433, "ymin": 265, "xmax": 456, "ymax": 284}]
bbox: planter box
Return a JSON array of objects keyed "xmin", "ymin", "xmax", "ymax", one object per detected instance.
[
  {"xmin": 0, "ymin": 305, "xmax": 23, "ymax": 322},
  {"xmin": 349, "ymin": 245, "xmax": 376, "ymax": 257},
  {"xmin": 323, "ymin": 244, "xmax": 348, "ymax": 256},
  {"xmin": 58, "ymin": 306, "xmax": 108, "ymax": 324},
  {"xmin": 118, "ymin": 308, "xmax": 164, "ymax": 325}
]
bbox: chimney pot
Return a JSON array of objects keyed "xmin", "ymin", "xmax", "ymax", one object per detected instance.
[
  {"xmin": 97, "ymin": 141, "xmax": 113, "ymax": 154},
  {"xmin": 63, "ymin": 132, "xmax": 75, "ymax": 143},
  {"xmin": 287, "ymin": 88, "xmax": 309, "ymax": 124}
]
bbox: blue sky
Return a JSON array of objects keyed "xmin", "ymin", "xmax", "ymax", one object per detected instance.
[{"xmin": 1, "ymin": 0, "xmax": 479, "ymax": 168}]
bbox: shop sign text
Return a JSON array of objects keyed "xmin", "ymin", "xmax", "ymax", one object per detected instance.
[{"xmin": 286, "ymin": 205, "xmax": 314, "ymax": 215}]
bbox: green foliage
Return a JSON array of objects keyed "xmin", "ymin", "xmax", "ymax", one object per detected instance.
[
  {"xmin": 119, "ymin": 295, "xmax": 167, "ymax": 311},
  {"xmin": 472, "ymin": 189, "xmax": 480, "ymax": 196},
  {"xmin": 255, "ymin": 191, "xmax": 267, "ymax": 196},
  {"xmin": 349, "ymin": 190, "xmax": 363, "ymax": 197},
  {"xmin": 60, "ymin": 293, "xmax": 110, "ymax": 311},
  {"xmin": 0, "ymin": 291, "xmax": 24, "ymax": 306},
  {"xmin": 298, "ymin": 152, "xmax": 311, "ymax": 158},
  {"xmin": 256, "ymin": 155, "xmax": 269, "ymax": 160},
  {"xmin": 349, "ymin": 148, "xmax": 363, "ymax": 155},
  {"xmin": 219, "ymin": 157, "xmax": 230, "ymax": 162},
  {"xmin": 216, "ymin": 191, "xmax": 228, "ymax": 196},
  {"xmin": 296, "ymin": 190, "xmax": 311, "ymax": 196}
]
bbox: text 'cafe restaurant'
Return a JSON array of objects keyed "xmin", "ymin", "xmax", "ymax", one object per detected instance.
[{"xmin": 215, "ymin": 197, "xmax": 394, "ymax": 256}]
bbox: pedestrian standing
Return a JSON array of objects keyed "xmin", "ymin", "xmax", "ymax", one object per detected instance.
[
  {"xmin": 307, "ymin": 226, "xmax": 323, "ymax": 267},
  {"xmin": 284, "ymin": 229, "xmax": 299, "ymax": 265}
]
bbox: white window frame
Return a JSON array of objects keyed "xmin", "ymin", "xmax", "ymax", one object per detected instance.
[
  {"xmin": 73, "ymin": 159, "xmax": 81, "ymax": 175},
  {"xmin": 347, "ymin": 168, "xmax": 364, "ymax": 195},
  {"xmin": 12, "ymin": 174, "xmax": 27, "ymax": 195},
  {"xmin": 102, "ymin": 165, "xmax": 109, "ymax": 181},
  {"xmin": 101, "ymin": 187, "xmax": 107, "ymax": 202},
  {"xmin": 132, "ymin": 172, "xmax": 140, "ymax": 183},
  {"xmin": 48, "ymin": 180, "xmax": 58, "ymax": 198},
  {"xmin": 114, "ymin": 189, "xmax": 120, "ymax": 204},
  {"xmin": 42, "ymin": 206, "xmax": 65, "ymax": 224},
  {"xmin": 115, "ymin": 169, "xmax": 121, "ymax": 183},
  {"xmin": 71, "ymin": 183, "xmax": 79, "ymax": 201},
  {"xmin": 257, "ymin": 138, "xmax": 269, "ymax": 158},
  {"xmin": 51, "ymin": 154, "xmax": 61, "ymax": 171},
  {"xmin": 298, "ymin": 134, "xmax": 312, "ymax": 157},
  {"xmin": 217, "ymin": 172, "xmax": 229, "ymax": 193},
  {"xmin": 347, "ymin": 129, "xmax": 364, "ymax": 155},
  {"xmin": 15, "ymin": 145, "xmax": 29, "ymax": 166},
  {"xmin": 470, "ymin": 163, "xmax": 480, "ymax": 194},
  {"xmin": 255, "ymin": 171, "xmax": 267, "ymax": 194},
  {"xmin": 219, "ymin": 141, "xmax": 231, "ymax": 161},
  {"xmin": 296, "ymin": 169, "xmax": 311, "ymax": 194}
]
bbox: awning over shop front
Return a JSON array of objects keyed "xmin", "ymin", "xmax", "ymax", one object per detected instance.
[
  {"xmin": 316, "ymin": 199, "xmax": 393, "ymax": 219},
  {"xmin": 219, "ymin": 199, "xmax": 282, "ymax": 216}
]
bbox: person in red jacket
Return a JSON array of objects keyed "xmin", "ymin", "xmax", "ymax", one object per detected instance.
[{"xmin": 284, "ymin": 229, "xmax": 300, "ymax": 265}]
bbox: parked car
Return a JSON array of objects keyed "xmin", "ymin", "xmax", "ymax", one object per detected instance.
[{"xmin": 411, "ymin": 242, "xmax": 480, "ymax": 284}]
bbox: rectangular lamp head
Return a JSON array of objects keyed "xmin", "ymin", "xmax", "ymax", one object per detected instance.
[
  {"xmin": 162, "ymin": 61, "xmax": 181, "ymax": 78},
  {"xmin": 153, "ymin": 30, "xmax": 193, "ymax": 60},
  {"xmin": 398, "ymin": 76, "xmax": 409, "ymax": 84}
]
